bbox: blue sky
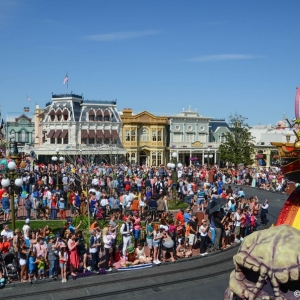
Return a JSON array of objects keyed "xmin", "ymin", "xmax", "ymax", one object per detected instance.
[{"xmin": 1, "ymin": 0, "xmax": 300, "ymax": 125}]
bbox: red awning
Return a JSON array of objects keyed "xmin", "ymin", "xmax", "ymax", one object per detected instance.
[
  {"xmin": 81, "ymin": 130, "xmax": 88, "ymax": 138},
  {"xmin": 53, "ymin": 130, "xmax": 62, "ymax": 138},
  {"xmin": 47, "ymin": 130, "xmax": 55, "ymax": 138},
  {"xmin": 104, "ymin": 130, "xmax": 111, "ymax": 138},
  {"xmin": 111, "ymin": 130, "xmax": 118, "ymax": 138},
  {"xmin": 60, "ymin": 130, "xmax": 68, "ymax": 138},
  {"xmin": 96, "ymin": 130, "xmax": 104, "ymax": 138},
  {"xmin": 89, "ymin": 130, "xmax": 96, "ymax": 138}
]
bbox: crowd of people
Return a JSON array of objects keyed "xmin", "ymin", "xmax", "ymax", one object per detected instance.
[{"xmin": 0, "ymin": 160, "xmax": 276, "ymax": 286}]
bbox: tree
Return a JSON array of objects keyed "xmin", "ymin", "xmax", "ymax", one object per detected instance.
[{"xmin": 218, "ymin": 113, "xmax": 255, "ymax": 166}]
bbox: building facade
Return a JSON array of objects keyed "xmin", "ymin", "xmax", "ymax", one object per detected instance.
[
  {"xmin": 6, "ymin": 114, "xmax": 35, "ymax": 153},
  {"xmin": 168, "ymin": 107, "xmax": 215, "ymax": 166},
  {"xmin": 120, "ymin": 109, "xmax": 168, "ymax": 166},
  {"xmin": 35, "ymin": 93, "xmax": 125, "ymax": 162}
]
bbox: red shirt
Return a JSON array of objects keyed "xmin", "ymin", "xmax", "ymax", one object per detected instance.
[
  {"xmin": 176, "ymin": 212, "xmax": 184, "ymax": 225},
  {"xmin": 0, "ymin": 241, "xmax": 10, "ymax": 254},
  {"xmin": 69, "ymin": 192, "xmax": 75, "ymax": 205},
  {"xmin": 0, "ymin": 188, "xmax": 4, "ymax": 200}
]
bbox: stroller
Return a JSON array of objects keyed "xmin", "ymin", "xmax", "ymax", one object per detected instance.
[{"xmin": 1, "ymin": 251, "xmax": 19, "ymax": 281}]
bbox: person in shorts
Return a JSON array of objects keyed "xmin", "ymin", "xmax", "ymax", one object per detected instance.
[
  {"xmin": 59, "ymin": 244, "xmax": 68, "ymax": 282},
  {"xmin": 37, "ymin": 256, "xmax": 46, "ymax": 279},
  {"xmin": 146, "ymin": 220, "xmax": 154, "ymax": 257}
]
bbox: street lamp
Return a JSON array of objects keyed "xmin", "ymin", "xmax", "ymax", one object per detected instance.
[
  {"xmin": 204, "ymin": 148, "xmax": 213, "ymax": 168},
  {"xmin": 1, "ymin": 158, "xmax": 23, "ymax": 231},
  {"xmin": 52, "ymin": 148, "xmax": 64, "ymax": 188},
  {"xmin": 168, "ymin": 152, "xmax": 183, "ymax": 201}
]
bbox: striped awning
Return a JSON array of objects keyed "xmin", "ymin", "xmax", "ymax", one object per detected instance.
[
  {"xmin": 60, "ymin": 130, "xmax": 68, "ymax": 138},
  {"xmin": 81, "ymin": 130, "xmax": 88, "ymax": 138},
  {"xmin": 47, "ymin": 130, "xmax": 55, "ymax": 138},
  {"xmin": 104, "ymin": 130, "xmax": 111, "ymax": 138},
  {"xmin": 53, "ymin": 130, "xmax": 62, "ymax": 138},
  {"xmin": 111, "ymin": 130, "xmax": 118, "ymax": 138},
  {"xmin": 89, "ymin": 130, "xmax": 96, "ymax": 138},
  {"xmin": 96, "ymin": 130, "xmax": 104, "ymax": 138}
]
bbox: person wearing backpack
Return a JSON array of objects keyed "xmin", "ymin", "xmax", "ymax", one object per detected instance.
[{"xmin": 25, "ymin": 195, "xmax": 33, "ymax": 220}]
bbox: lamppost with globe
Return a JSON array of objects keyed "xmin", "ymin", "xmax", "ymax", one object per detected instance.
[
  {"xmin": 167, "ymin": 152, "xmax": 183, "ymax": 201},
  {"xmin": 1, "ymin": 161, "xmax": 23, "ymax": 231},
  {"xmin": 52, "ymin": 148, "xmax": 64, "ymax": 188}
]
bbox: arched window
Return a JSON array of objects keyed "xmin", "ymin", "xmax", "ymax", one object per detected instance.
[
  {"xmin": 131, "ymin": 130, "xmax": 136, "ymax": 141},
  {"xmin": 96, "ymin": 110, "xmax": 103, "ymax": 122},
  {"xmin": 140, "ymin": 127, "xmax": 149, "ymax": 142},
  {"xmin": 56, "ymin": 109, "xmax": 62, "ymax": 121},
  {"xmin": 49, "ymin": 110, "xmax": 55, "ymax": 121},
  {"xmin": 158, "ymin": 130, "xmax": 162, "ymax": 141},
  {"xmin": 152, "ymin": 130, "xmax": 157, "ymax": 141},
  {"xmin": 63, "ymin": 109, "xmax": 69, "ymax": 121},
  {"xmin": 89, "ymin": 110, "xmax": 95, "ymax": 121},
  {"xmin": 157, "ymin": 152, "xmax": 162, "ymax": 165},
  {"xmin": 104, "ymin": 110, "xmax": 110, "ymax": 122},
  {"xmin": 131, "ymin": 152, "xmax": 136, "ymax": 163}
]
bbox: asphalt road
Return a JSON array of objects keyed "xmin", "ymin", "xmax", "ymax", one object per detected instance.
[{"xmin": 2, "ymin": 186, "xmax": 289, "ymax": 300}]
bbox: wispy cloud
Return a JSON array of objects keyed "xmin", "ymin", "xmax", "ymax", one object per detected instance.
[
  {"xmin": 84, "ymin": 30, "xmax": 159, "ymax": 42},
  {"xmin": 187, "ymin": 54, "xmax": 264, "ymax": 62}
]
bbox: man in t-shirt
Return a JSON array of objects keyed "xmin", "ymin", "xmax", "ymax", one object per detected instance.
[
  {"xmin": 175, "ymin": 208, "xmax": 185, "ymax": 225},
  {"xmin": 187, "ymin": 215, "xmax": 198, "ymax": 251},
  {"xmin": 22, "ymin": 218, "xmax": 31, "ymax": 247},
  {"xmin": 1, "ymin": 224, "xmax": 14, "ymax": 246},
  {"xmin": 0, "ymin": 235, "xmax": 11, "ymax": 254}
]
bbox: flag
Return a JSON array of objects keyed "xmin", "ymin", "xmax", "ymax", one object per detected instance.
[
  {"xmin": 26, "ymin": 94, "xmax": 31, "ymax": 102},
  {"xmin": 63, "ymin": 73, "xmax": 68, "ymax": 84}
]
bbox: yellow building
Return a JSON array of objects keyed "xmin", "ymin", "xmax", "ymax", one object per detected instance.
[{"xmin": 121, "ymin": 108, "xmax": 168, "ymax": 166}]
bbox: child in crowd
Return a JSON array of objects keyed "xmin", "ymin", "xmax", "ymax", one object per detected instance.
[
  {"xmin": 37, "ymin": 256, "xmax": 46, "ymax": 279},
  {"xmin": 59, "ymin": 244, "xmax": 68, "ymax": 282},
  {"xmin": 28, "ymin": 248, "xmax": 37, "ymax": 282}
]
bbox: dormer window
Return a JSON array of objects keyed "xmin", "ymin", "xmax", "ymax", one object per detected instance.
[
  {"xmin": 63, "ymin": 109, "xmax": 68, "ymax": 121},
  {"xmin": 89, "ymin": 110, "xmax": 95, "ymax": 121},
  {"xmin": 49, "ymin": 110, "xmax": 55, "ymax": 121},
  {"xmin": 56, "ymin": 109, "xmax": 62, "ymax": 121},
  {"xmin": 96, "ymin": 110, "xmax": 103, "ymax": 122},
  {"xmin": 104, "ymin": 110, "xmax": 110, "ymax": 122}
]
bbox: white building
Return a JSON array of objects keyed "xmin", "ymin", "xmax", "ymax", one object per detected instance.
[{"xmin": 34, "ymin": 93, "xmax": 125, "ymax": 162}]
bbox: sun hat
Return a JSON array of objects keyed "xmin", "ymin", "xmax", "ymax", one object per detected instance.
[
  {"xmin": 15, "ymin": 228, "xmax": 21, "ymax": 233},
  {"xmin": 127, "ymin": 245, "xmax": 135, "ymax": 254},
  {"xmin": 2, "ymin": 192, "xmax": 9, "ymax": 198}
]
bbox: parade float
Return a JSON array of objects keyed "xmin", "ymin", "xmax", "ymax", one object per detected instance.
[{"xmin": 224, "ymin": 88, "xmax": 300, "ymax": 300}]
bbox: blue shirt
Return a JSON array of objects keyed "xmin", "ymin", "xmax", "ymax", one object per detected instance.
[
  {"xmin": 184, "ymin": 212, "xmax": 191, "ymax": 223},
  {"xmin": 2, "ymin": 197, "xmax": 10, "ymax": 210}
]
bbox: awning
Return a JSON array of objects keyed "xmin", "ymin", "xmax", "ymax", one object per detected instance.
[
  {"xmin": 81, "ymin": 130, "xmax": 88, "ymax": 138},
  {"xmin": 89, "ymin": 130, "xmax": 96, "ymax": 138},
  {"xmin": 60, "ymin": 130, "xmax": 68, "ymax": 139},
  {"xmin": 96, "ymin": 130, "xmax": 104, "ymax": 138},
  {"xmin": 104, "ymin": 130, "xmax": 111, "ymax": 138},
  {"xmin": 53, "ymin": 130, "xmax": 62, "ymax": 138},
  {"xmin": 111, "ymin": 130, "xmax": 118, "ymax": 138},
  {"xmin": 47, "ymin": 130, "xmax": 55, "ymax": 138}
]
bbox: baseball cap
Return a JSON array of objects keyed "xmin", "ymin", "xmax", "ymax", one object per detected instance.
[{"xmin": 25, "ymin": 218, "xmax": 30, "ymax": 224}]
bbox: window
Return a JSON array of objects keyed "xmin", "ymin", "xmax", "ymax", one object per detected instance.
[
  {"xmin": 57, "ymin": 137, "xmax": 62, "ymax": 144},
  {"xmin": 152, "ymin": 152, "xmax": 156, "ymax": 166},
  {"xmin": 152, "ymin": 130, "xmax": 157, "ymax": 141},
  {"xmin": 81, "ymin": 138, "xmax": 87, "ymax": 145},
  {"xmin": 173, "ymin": 133, "xmax": 182, "ymax": 142},
  {"xmin": 131, "ymin": 153, "xmax": 136, "ymax": 163},
  {"xmin": 19, "ymin": 130, "xmax": 27, "ymax": 142},
  {"xmin": 126, "ymin": 153, "xmax": 130, "ymax": 162},
  {"xmin": 140, "ymin": 127, "xmax": 149, "ymax": 141},
  {"xmin": 88, "ymin": 138, "xmax": 95, "ymax": 144},
  {"xmin": 125, "ymin": 130, "xmax": 130, "ymax": 141},
  {"xmin": 131, "ymin": 130, "xmax": 136, "ymax": 141},
  {"xmin": 50, "ymin": 138, "xmax": 55, "ymax": 144},
  {"xmin": 96, "ymin": 115, "xmax": 102, "ymax": 121},
  {"xmin": 63, "ymin": 137, "xmax": 68, "ymax": 144},
  {"xmin": 89, "ymin": 115, "xmax": 95, "ymax": 121},
  {"xmin": 104, "ymin": 110, "xmax": 110, "ymax": 122},
  {"xmin": 198, "ymin": 133, "xmax": 206, "ymax": 143},
  {"xmin": 97, "ymin": 138, "xmax": 103, "ymax": 144},
  {"xmin": 158, "ymin": 130, "xmax": 162, "ymax": 141},
  {"xmin": 220, "ymin": 134, "xmax": 226, "ymax": 143},
  {"xmin": 157, "ymin": 152, "xmax": 162, "ymax": 165},
  {"xmin": 104, "ymin": 138, "xmax": 110, "ymax": 144},
  {"xmin": 63, "ymin": 109, "xmax": 68, "ymax": 121},
  {"xmin": 50, "ymin": 115, "xmax": 55, "ymax": 121},
  {"xmin": 186, "ymin": 133, "xmax": 194, "ymax": 143}
]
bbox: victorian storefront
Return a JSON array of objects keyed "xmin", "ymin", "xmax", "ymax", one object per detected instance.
[
  {"xmin": 34, "ymin": 93, "xmax": 125, "ymax": 162},
  {"xmin": 120, "ymin": 108, "xmax": 168, "ymax": 166}
]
